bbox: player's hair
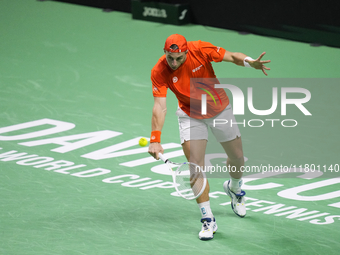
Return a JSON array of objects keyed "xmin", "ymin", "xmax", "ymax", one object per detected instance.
[{"xmin": 169, "ymin": 44, "xmax": 179, "ymax": 51}]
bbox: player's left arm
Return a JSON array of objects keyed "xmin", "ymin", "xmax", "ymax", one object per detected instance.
[{"xmin": 222, "ymin": 51, "xmax": 271, "ymax": 76}]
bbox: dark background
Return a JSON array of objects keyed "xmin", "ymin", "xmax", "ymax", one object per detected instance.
[{"xmin": 53, "ymin": 0, "xmax": 340, "ymax": 48}]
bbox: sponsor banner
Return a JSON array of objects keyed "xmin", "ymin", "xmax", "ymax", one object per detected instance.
[{"xmin": 131, "ymin": 0, "xmax": 191, "ymax": 25}]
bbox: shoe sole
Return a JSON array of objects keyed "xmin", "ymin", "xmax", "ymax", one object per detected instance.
[{"xmin": 199, "ymin": 236, "xmax": 214, "ymax": 241}]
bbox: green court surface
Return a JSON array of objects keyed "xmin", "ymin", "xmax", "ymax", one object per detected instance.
[{"xmin": 1, "ymin": 1, "xmax": 340, "ymax": 254}]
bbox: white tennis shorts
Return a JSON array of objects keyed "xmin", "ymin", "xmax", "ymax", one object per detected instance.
[{"xmin": 176, "ymin": 104, "xmax": 241, "ymax": 144}]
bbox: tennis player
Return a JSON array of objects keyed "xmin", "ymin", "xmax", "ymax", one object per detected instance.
[{"xmin": 148, "ymin": 34, "xmax": 270, "ymax": 240}]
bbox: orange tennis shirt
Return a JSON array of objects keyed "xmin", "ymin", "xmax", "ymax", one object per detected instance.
[{"xmin": 151, "ymin": 40, "xmax": 229, "ymax": 119}]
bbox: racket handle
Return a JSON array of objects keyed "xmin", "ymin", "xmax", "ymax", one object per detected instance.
[{"xmin": 158, "ymin": 153, "xmax": 167, "ymax": 163}]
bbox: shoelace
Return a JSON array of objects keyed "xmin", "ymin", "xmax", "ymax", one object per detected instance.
[
  {"xmin": 236, "ymin": 195, "xmax": 243, "ymax": 203},
  {"xmin": 203, "ymin": 222, "xmax": 210, "ymax": 231}
]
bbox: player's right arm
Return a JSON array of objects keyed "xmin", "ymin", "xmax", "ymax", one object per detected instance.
[{"xmin": 148, "ymin": 96, "xmax": 167, "ymax": 160}]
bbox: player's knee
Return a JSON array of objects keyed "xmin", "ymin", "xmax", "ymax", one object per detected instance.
[
  {"xmin": 187, "ymin": 154, "xmax": 204, "ymax": 166},
  {"xmin": 228, "ymin": 153, "xmax": 244, "ymax": 164}
]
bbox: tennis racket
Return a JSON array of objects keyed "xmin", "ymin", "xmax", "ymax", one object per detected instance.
[{"xmin": 158, "ymin": 153, "xmax": 207, "ymax": 200}]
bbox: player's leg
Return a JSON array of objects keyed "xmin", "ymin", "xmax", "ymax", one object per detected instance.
[
  {"xmin": 181, "ymin": 139, "xmax": 210, "ymax": 205},
  {"xmin": 177, "ymin": 106, "xmax": 211, "ymax": 205},
  {"xmin": 207, "ymin": 104, "xmax": 246, "ymax": 217},
  {"xmin": 176, "ymin": 106, "xmax": 216, "ymax": 240},
  {"xmin": 182, "ymin": 139, "xmax": 217, "ymax": 240},
  {"xmin": 220, "ymin": 137, "xmax": 247, "ymax": 217},
  {"xmin": 220, "ymin": 136, "xmax": 244, "ymax": 188}
]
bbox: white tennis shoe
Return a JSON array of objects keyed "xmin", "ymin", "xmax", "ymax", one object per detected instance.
[
  {"xmin": 198, "ymin": 217, "xmax": 217, "ymax": 240},
  {"xmin": 223, "ymin": 180, "xmax": 246, "ymax": 218}
]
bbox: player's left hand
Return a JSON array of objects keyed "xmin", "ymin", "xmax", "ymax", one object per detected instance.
[{"xmin": 246, "ymin": 52, "xmax": 271, "ymax": 76}]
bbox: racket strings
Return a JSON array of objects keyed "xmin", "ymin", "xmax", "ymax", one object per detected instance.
[{"xmin": 176, "ymin": 162, "xmax": 206, "ymax": 198}]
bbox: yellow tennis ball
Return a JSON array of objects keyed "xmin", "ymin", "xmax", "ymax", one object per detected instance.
[{"xmin": 139, "ymin": 137, "xmax": 148, "ymax": 147}]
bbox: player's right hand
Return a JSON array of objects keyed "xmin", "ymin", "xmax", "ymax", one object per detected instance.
[{"xmin": 148, "ymin": 142, "xmax": 164, "ymax": 160}]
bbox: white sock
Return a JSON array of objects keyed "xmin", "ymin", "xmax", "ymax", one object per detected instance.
[
  {"xmin": 198, "ymin": 201, "xmax": 213, "ymax": 219},
  {"xmin": 229, "ymin": 177, "xmax": 243, "ymax": 194}
]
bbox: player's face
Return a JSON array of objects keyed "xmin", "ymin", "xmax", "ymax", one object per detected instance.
[{"xmin": 165, "ymin": 51, "xmax": 187, "ymax": 70}]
